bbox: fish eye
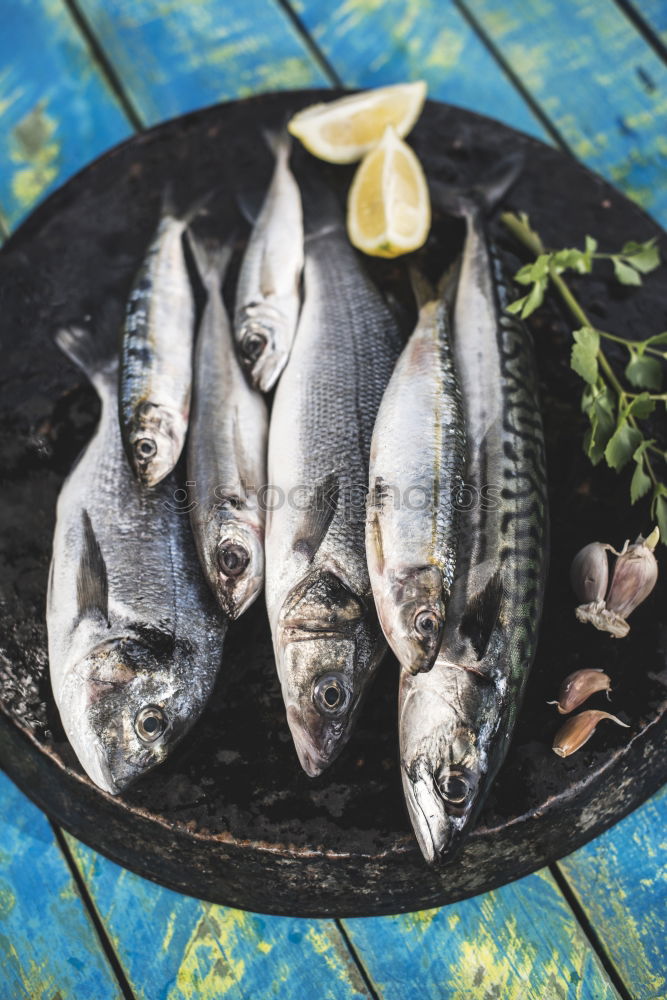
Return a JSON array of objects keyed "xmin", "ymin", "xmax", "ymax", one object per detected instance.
[
  {"xmin": 313, "ymin": 673, "xmax": 349, "ymax": 716},
  {"xmin": 439, "ymin": 773, "xmax": 469, "ymax": 804},
  {"xmin": 414, "ymin": 609, "xmax": 440, "ymax": 639},
  {"xmin": 217, "ymin": 541, "xmax": 250, "ymax": 577},
  {"xmin": 134, "ymin": 705, "xmax": 166, "ymax": 743},
  {"xmin": 242, "ymin": 331, "xmax": 267, "ymax": 362},
  {"xmin": 135, "ymin": 437, "xmax": 157, "ymax": 459}
]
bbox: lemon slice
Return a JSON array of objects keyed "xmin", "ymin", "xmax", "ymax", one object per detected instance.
[
  {"xmin": 287, "ymin": 82, "xmax": 427, "ymax": 164},
  {"xmin": 347, "ymin": 126, "xmax": 431, "ymax": 258}
]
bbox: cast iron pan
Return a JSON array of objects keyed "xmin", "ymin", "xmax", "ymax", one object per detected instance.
[{"xmin": 0, "ymin": 90, "xmax": 665, "ymax": 917}]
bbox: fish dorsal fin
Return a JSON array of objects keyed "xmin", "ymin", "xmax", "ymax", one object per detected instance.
[
  {"xmin": 458, "ymin": 570, "xmax": 503, "ymax": 661},
  {"xmin": 76, "ymin": 510, "xmax": 109, "ymax": 624},
  {"xmin": 293, "ymin": 473, "xmax": 339, "ymax": 562}
]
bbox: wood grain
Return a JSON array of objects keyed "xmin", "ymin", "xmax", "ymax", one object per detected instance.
[
  {"xmin": 73, "ymin": 0, "xmax": 330, "ymax": 124},
  {"xmin": 454, "ymin": 0, "xmax": 667, "ymax": 225},
  {"xmin": 0, "ymin": 772, "xmax": 123, "ymax": 1000},
  {"xmin": 558, "ymin": 784, "xmax": 667, "ymax": 1000},
  {"xmin": 0, "ymin": 0, "xmax": 131, "ymax": 229},
  {"xmin": 287, "ymin": 0, "xmax": 549, "ymax": 140},
  {"xmin": 64, "ymin": 833, "xmax": 372, "ymax": 1000},
  {"xmin": 340, "ymin": 869, "xmax": 621, "ymax": 1000}
]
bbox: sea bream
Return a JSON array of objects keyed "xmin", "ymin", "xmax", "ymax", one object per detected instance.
[
  {"xmin": 47, "ymin": 325, "xmax": 227, "ymax": 795},
  {"xmin": 265, "ymin": 188, "xmax": 403, "ymax": 777},
  {"xmin": 119, "ymin": 194, "xmax": 198, "ymax": 487},
  {"xmin": 188, "ymin": 238, "xmax": 268, "ymax": 619},
  {"xmin": 366, "ymin": 272, "xmax": 466, "ymax": 675},
  {"xmin": 234, "ymin": 132, "xmax": 304, "ymax": 392},
  {"xmin": 400, "ymin": 169, "xmax": 548, "ymax": 863}
]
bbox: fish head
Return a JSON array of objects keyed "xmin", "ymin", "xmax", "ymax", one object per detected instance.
[
  {"xmin": 212, "ymin": 516, "xmax": 264, "ymax": 618},
  {"xmin": 278, "ymin": 571, "xmax": 379, "ymax": 776},
  {"xmin": 128, "ymin": 402, "xmax": 185, "ymax": 487},
  {"xmin": 384, "ymin": 566, "xmax": 446, "ymax": 674},
  {"xmin": 399, "ymin": 667, "xmax": 492, "ymax": 863},
  {"xmin": 237, "ymin": 303, "xmax": 290, "ymax": 392},
  {"xmin": 58, "ymin": 636, "xmax": 211, "ymax": 794}
]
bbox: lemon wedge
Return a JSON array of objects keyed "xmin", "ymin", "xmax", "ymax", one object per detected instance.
[
  {"xmin": 287, "ymin": 82, "xmax": 427, "ymax": 164},
  {"xmin": 347, "ymin": 126, "xmax": 431, "ymax": 258}
]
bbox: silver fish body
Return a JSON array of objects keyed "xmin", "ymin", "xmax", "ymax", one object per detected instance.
[
  {"xmin": 400, "ymin": 207, "xmax": 548, "ymax": 863},
  {"xmin": 48, "ymin": 327, "xmax": 226, "ymax": 795},
  {"xmin": 366, "ymin": 293, "xmax": 466, "ymax": 675},
  {"xmin": 188, "ymin": 240, "xmax": 268, "ymax": 619},
  {"xmin": 234, "ymin": 135, "xmax": 304, "ymax": 392},
  {"xmin": 266, "ymin": 216, "xmax": 403, "ymax": 777},
  {"xmin": 120, "ymin": 207, "xmax": 195, "ymax": 487}
]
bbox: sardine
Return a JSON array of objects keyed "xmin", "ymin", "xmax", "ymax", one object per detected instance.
[
  {"xmin": 119, "ymin": 195, "xmax": 197, "ymax": 487},
  {"xmin": 188, "ymin": 238, "xmax": 268, "ymax": 619},
  {"xmin": 400, "ymin": 165, "xmax": 548, "ymax": 862},
  {"xmin": 265, "ymin": 191, "xmax": 402, "ymax": 776},
  {"xmin": 366, "ymin": 273, "xmax": 466, "ymax": 675},
  {"xmin": 234, "ymin": 133, "xmax": 304, "ymax": 392},
  {"xmin": 47, "ymin": 325, "xmax": 226, "ymax": 795}
]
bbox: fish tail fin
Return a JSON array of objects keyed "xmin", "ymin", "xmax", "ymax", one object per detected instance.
[
  {"xmin": 408, "ymin": 265, "xmax": 436, "ymax": 310},
  {"xmin": 188, "ymin": 232, "xmax": 235, "ymax": 288},
  {"xmin": 262, "ymin": 127, "xmax": 291, "ymax": 162},
  {"xmin": 55, "ymin": 323, "xmax": 118, "ymax": 398},
  {"xmin": 431, "ymin": 151, "xmax": 525, "ymax": 219},
  {"xmin": 437, "ymin": 254, "xmax": 462, "ymax": 311},
  {"xmin": 161, "ymin": 181, "xmax": 219, "ymax": 227},
  {"xmin": 300, "ymin": 174, "xmax": 344, "ymax": 242}
]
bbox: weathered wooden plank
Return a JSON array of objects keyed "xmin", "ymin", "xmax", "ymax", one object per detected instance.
[
  {"xmin": 454, "ymin": 0, "xmax": 667, "ymax": 226},
  {"xmin": 73, "ymin": 0, "xmax": 330, "ymax": 125},
  {"xmin": 341, "ymin": 869, "xmax": 621, "ymax": 1000},
  {"xmin": 64, "ymin": 833, "xmax": 371, "ymax": 1000},
  {"xmin": 289, "ymin": 0, "xmax": 550, "ymax": 140},
  {"xmin": 558, "ymin": 784, "xmax": 667, "ymax": 1000},
  {"xmin": 624, "ymin": 1, "xmax": 667, "ymax": 48},
  {"xmin": 0, "ymin": 0, "xmax": 132, "ymax": 230},
  {"xmin": 0, "ymin": 772, "xmax": 123, "ymax": 1000}
]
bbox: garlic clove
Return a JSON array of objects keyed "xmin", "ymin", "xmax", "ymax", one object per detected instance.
[
  {"xmin": 570, "ymin": 542, "xmax": 611, "ymax": 604},
  {"xmin": 548, "ymin": 669, "xmax": 612, "ymax": 714},
  {"xmin": 605, "ymin": 529, "xmax": 659, "ymax": 622},
  {"xmin": 552, "ymin": 710, "xmax": 629, "ymax": 758}
]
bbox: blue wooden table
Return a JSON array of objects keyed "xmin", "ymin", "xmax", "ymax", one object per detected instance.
[{"xmin": 1, "ymin": 2, "xmax": 666, "ymax": 997}]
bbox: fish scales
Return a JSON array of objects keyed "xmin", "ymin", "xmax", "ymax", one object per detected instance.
[
  {"xmin": 266, "ymin": 215, "xmax": 403, "ymax": 776},
  {"xmin": 399, "ymin": 200, "xmax": 548, "ymax": 863},
  {"xmin": 48, "ymin": 327, "xmax": 226, "ymax": 795}
]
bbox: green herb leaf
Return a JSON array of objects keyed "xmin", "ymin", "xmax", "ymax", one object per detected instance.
[
  {"xmin": 652, "ymin": 491, "xmax": 667, "ymax": 547},
  {"xmin": 604, "ymin": 421, "xmax": 643, "ymax": 471},
  {"xmin": 552, "ymin": 248, "xmax": 591, "ymax": 274},
  {"xmin": 613, "ymin": 258, "xmax": 642, "ymax": 286},
  {"xmin": 585, "ymin": 235, "xmax": 598, "ymax": 255},
  {"xmin": 571, "ymin": 327, "xmax": 600, "ymax": 385},
  {"xmin": 620, "ymin": 237, "xmax": 660, "ymax": 274},
  {"xmin": 644, "ymin": 330, "xmax": 667, "ymax": 348},
  {"xmin": 625, "ymin": 352, "xmax": 663, "ymax": 390},
  {"xmin": 506, "ymin": 296, "xmax": 527, "ymax": 315},
  {"xmin": 582, "ymin": 382, "xmax": 616, "ymax": 465},
  {"xmin": 630, "ymin": 442, "xmax": 653, "ymax": 503},
  {"xmin": 626, "ymin": 392, "xmax": 656, "ymax": 419}
]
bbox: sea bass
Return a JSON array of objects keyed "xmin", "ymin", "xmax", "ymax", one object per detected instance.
[
  {"xmin": 234, "ymin": 133, "xmax": 304, "ymax": 392},
  {"xmin": 188, "ymin": 238, "xmax": 268, "ymax": 619},
  {"xmin": 400, "ymin": 178, "xmax": 548, "ymax": 863},
  {"xmin": 366, "ymin": 274, "xmax": 466, "ymax": 675},
  {"xmin": 265, "ymin": 192, "xmax": 403, "ymax": 777},
  {"xmin": 47, "ymin": 325, "xmax": 227, "ymax": 795},
  {"xmin": 120, "ymin": 196, "xmax": 197, "ymax": 487}
]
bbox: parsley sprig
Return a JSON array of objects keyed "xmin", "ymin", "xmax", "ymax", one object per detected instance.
[{"xmin": 501, "ymin": 211, "xmax": 667, "ymax": 544}]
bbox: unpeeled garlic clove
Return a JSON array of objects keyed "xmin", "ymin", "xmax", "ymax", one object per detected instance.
[
  {"xmin": 605, "ymin": 529, "xmax": 659, "ymax": 623},
  {"xmin": 552, "ymin": 710, "xmax": 629, "ymax": 758},
  {"xmin": 547, "ymin": 669, "xmax": 611, "ymax": 714},
  {"xmin": 570, "ymin": 542, "xmax": 611, "ymax": 604}
]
